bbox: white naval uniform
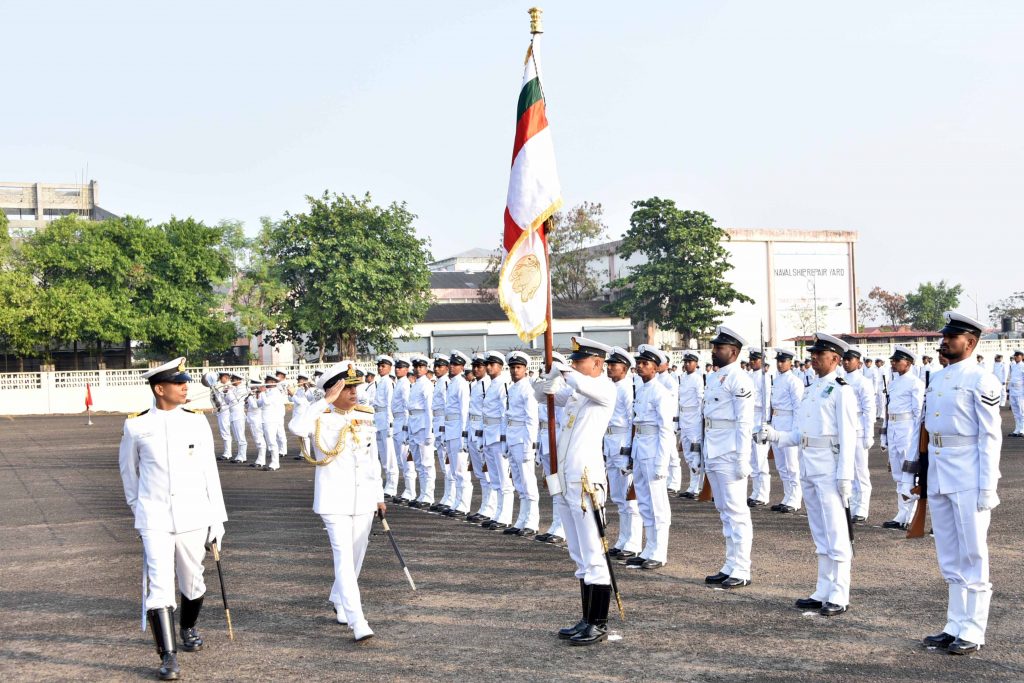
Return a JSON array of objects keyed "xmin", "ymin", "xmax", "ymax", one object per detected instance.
[
  {"xmin": 1008, "ymin": 360, "xmax": 1024, "ymax": 433},
  {"xmin": 273, "ymin": 384, "xmax": 289, "ymax": 457},
  {"xmin": 506, "ymin": 376, "xmax": 539, "ymax": 531},
  {"xmin": 227, "ymin": 384, "xmax": 248, "ymax": 461},
  {"xmin": 445, "ymin": 373, "xmax": 473, "ymax": 514},
  {"xmin": 605, "ymin": 374, "xmax": 639, "ymax": 553},
  {"xmin": 407, "ymin": 374, "xmax": 436, "ymax": 504},
  {"xmin": 702, "ymin": 361, "xmax": 755, "ymax": 581},
  {"xmin": 845, "ymin": 368, "xmax": 876, "ymax": 519},
  {"xmin": 657, "ymin": 370, "xmax": 682, "ymax": 491},
  {"xmin": 678, "ymin": 370, "xmax": 705, "ymax": 495},
  {"xmin": 244, "ymin": 393, "xmax": 265, "ymax": 464},
  {"xmin": 482, "ymin": 375, "xmax": 513, "ymax": 525},
  {"xmin": 432, "ymin": 373, "xmax": 453, "ymax": 506},
  {"xmin": 631, "ymin": 376, "xmax": 675, "ymax": 564},
  {"xmin": 288, "ymin": 399, "xmax": 383, "ymax": 632},
  {"xmin": 372, "ymin": 375, "xmax": 397, "ymax": 496},
  {"xmin": 748, "ymin": 367, "xmax": 773, "ymax": 504},
  {"xmin": 119, "ymin": 407, "xmax": 228, "ymax": 611},
  {"xmin": 259, "ymin": 388, "xmax": 286, "ymax": 469},
  {"xmin": 773, "ymin": 370, "xmax": 857, "ymax": 607},
  {"xmin": 392, "ymin": 377, "xmax": 416, "ymax": 501},
  {"xmin": 886, "ymin": 370, "xmax": 924, "ymax": 524},
  {"xmin": 902, "ymin": 357, "xmax": 1002, "ymax": 645},
  {"xmin": 290, "ymin": 386, "xmax": 314, "ymax": 461},
  {"xmin": 468, "ymin": 376, "xmax": 495, "ymax": 518},
  {"xmin": 770, "ymin": 369, "xmax": 805, "ymax": 509},
  {"xmin": 211, "ymin": 384, "xmax": 233, "ymax": 458},
  {"xmin": 540, "ymin": 369, "xmax": 616, "ymax": 585},
  {"xmin": 990, "ymin": 361, "xmax": 1008, "ymax": 407}
]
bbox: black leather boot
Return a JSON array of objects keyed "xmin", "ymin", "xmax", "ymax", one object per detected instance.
[
  {"xmin": 570, "ymin": 584, "xmax": 610, "ymax": 646},
  {"xmin": 179, "ymin": 594, "xmax": 205, "ymax": 652},
  {"xmin": 557, "ymin": 579, "xmax": 589, "ymax": 639},
  {"xmin": 147, "ymin": 607, "xmax": 180, "ymax": 681}
]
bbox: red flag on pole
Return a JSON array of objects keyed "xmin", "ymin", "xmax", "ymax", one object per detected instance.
[{"xmin": 85, "ymin": 383, "xmax": 93, "ymax": 408}]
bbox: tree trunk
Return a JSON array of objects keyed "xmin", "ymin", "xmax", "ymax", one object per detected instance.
[
  {"xmin": 336, "ymin": 332, "xmax": 356, "ymax": 360},
  {"xmin": 73, "ymin": 340, "xmax": 79, "ymax": 370},
  {"xmin": 124, "ymin": 336, "xmax": 131, "ymax": 368},
  {"xmin": 18, "ymin": 355, "xmax": 24, "ymax": 372}
]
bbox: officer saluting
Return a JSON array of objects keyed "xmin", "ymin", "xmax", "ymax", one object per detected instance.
[
  {"xmin": 288, "ymin": 361, "xmax": 385, "ymax": 642},
  {"xmin": 903, "ymin": 312, "xmax": 1003, "ymax": 655},
  {"xmin": 536, "ymin": 337, "xmax": 617, "ymax": 645},
  {"xmin": 119, "ymin": 358, "xmax": 228, "ymax": 681},
  {"xmin": 760, "ymin": 333, "xmax": 857, "ymax": 616}
]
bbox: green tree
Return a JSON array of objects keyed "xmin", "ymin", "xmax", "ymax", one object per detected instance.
[
  {"xmin": 905, "ymin": 280, "xmax": 963, "ymax": 331},
  {"xmin": 264, "ymin": 192, "xmax": 433, "ymax": 359},
  {"xmin": 990, "ymin": 292, "xmax": 1024, "ymax": 330},
  {"xmin": 231, "ymin": 220, "xmax": 289, "ymax": 359},
  {"xmin": 607, "ymin": 197, "xmax": 753, "ymax": 345}
]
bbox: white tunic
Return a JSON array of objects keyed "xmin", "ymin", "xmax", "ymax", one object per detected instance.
[
  {"xmin": 775, "ymin": 371, "xmax": 858, "ymax": 481},
  {"xmin": 541, "ymin": 370, "xmax": 616, "ymax": 491}
]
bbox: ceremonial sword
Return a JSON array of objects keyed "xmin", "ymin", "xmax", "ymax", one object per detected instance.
[
  {"xmin": 207, "ymin": 535, "xmax": 235, "ymax": 640},
  {"xmin": 378, "ymin": 510, "xmax": 417, "ymax": 591},
  {"xmin": 581, "ymin": 468, "xmax": 625, "ymax": 621}
]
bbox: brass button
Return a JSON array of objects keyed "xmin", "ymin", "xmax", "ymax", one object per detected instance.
[{"xmin": 935, "ymin": 412, "xmax": 940, "ymax": 417}]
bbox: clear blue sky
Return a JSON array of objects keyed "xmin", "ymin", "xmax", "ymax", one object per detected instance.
[{"xmin": 3, "ymin": 1, "xmax": 1022, "ymax": 322}]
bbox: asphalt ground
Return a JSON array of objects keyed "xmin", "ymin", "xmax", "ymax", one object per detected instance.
[{"xmin": 1, "ymin": 410, "xmax": 1023, "ymax": 682}]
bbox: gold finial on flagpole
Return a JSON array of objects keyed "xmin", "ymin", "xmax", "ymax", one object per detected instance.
[{"xmin": 529, "ymin": 7, "xmax": 544, "ymax": 34}]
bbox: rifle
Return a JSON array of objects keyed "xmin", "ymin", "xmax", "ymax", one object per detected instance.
[{"xmin": 906, "ymin": 370, "xmax": 930, "ymax": 538}]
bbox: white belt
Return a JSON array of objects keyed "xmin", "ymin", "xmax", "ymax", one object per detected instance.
[
  {"xmin": 635, "ymin": 424, "xmax": 659, "ymax": 436},
  {"xmin": 930, "ymin": 434, "xmax": 977, "ymax": 447},
  {"xmin": 605, "ymin": 426, "xmax": 628, "ymax": 435},
  {"xmin": 409, "ymin": 409, "xmax": 425, "ymax": 415},
  {"xmin": 704, "ymin": 418, "xmax": 736, "ymax": 430},
  {"xmin": 483, "ymin": 417, "xmax": 501, "ymax": 426},
  {"xmin": 772, "ymin": 409, "xmax": 793, "ymax": 416},
  {"xmin": 507, "ymin": 419, "xmax": 526, "ymax": 427},
  {"xmin": 432, "ymin": 409, "xmax": 444, "ymax": 417},
  {"xmin": 679, "ymin": 406, "xmax": 699, "ymax": 414},
  {"xmin": 801, "ymin": 435, "xmax": 838, "ymax": 448},
  {"xmin": 445, "ymin": 413, "xmax": 460, "ymax": 420},
  {"xmin": 469, "ymin": 415, "xmax": 483, "ymax": 423},
  {"xmin": 888, "ymin": 413, "xmax": 912, "ymax": 421}
]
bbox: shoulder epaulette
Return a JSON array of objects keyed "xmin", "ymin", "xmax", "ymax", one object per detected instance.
[
  {"xmin": 354, "ymin": 404, "xmax": 374, "ymax": 414},
  {"xmin": 835, "ymin": 377, "xmax": 847, "ymax": 386},
  {"xmin": 127, "ymin": 409, "xmax": 150, "ymax": 419}
]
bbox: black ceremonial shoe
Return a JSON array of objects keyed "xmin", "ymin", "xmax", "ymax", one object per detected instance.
[
  {"xmin": 820, "ymin": 602, "xmax": 847, "ymax": 617},
  {"xmin": 881, "ymin": 520, "xmax": 902, "ymax": 529},
  {"xmin": 704, "ymin": 572, "xmax": 729, "ymax": 584},
  {"xmin": 466, "ymin": 513, "xmax": 483, "ymax": 522},
  {"xmin": 470, "ymin": 515, "xmax": 490, "ymax": 524},
  {"xmin": 147, "ymin": 607, "xmax": 180, "ymax": 681},
  {"xmin": 640, "ymin": 560, "xmax": 665, "ymax": 570},
  {"xmin": 947, "ymin": 637, "xmax": 982, "ymax": 655},
  {"xmin": 503, "ymin": 527, "xmax": 522, "ymax": 535},
  {"xmin": 770, "ymin": 503, "xmax": 783, "ymax": 511},
  {"xmin": 923, "ymin": 632, "xmax": 956, "ymax": 649},
  {"xmin": 679, "ymin": 491, "xmax": 696, "ymax": 499},
  {"xmin": 293, "ymin": 455, "xmax": 303, "ymax": 460},
  {"xmin": 178, "ymin": 594, "xmax": 204, "ymax": 652},
  {"xmin": 516, "ymin": 528, "xmax": 536, "ymax": 538},
  {"xmin": 544, "ymin": 535, "xmax": 564, "ymax": 544},
  {"xmin": 721, "ymin": 577, "xmax": 750, "ymax": 589},
  {"xmin": 534, "ymin": 533, "xmax": 552, "ymax": 542},
  {"xmin": 559, "ymin": 580, "xmax": 590, "ymax": 640},
  {"xmin": 625, "ymin": 557, "xmax": 646, "ymax": 567},
  {"xmin": 569, "ymin": 585, "xmax": 610, "ymax": 646},
  {"xmin": 777, "ymin": 505, "xmax": 797, "ymax": 514},
  {"xmin": 608, "ymin": 547, "xmax": 623, "ymax": 558},
  {"xmin": 795, "ymin": 598, "xmax": 823, "ymax": 610},
  {"xmin": 489, "ymin": 522, "xmax": 510, "ymax": 530},
  {"xmin": 747, "ymin": 498, "xmax": 767, "ymax": 507},
  {"xmin": 851, "ymin": 515, "xmax": 867, "ymax": 523},
  {"xmin": 616, "ymin": 550, "xmax": 637, "ymax": 559}
]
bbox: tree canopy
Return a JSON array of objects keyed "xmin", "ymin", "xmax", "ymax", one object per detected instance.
[{"xmin": 905, "ymin": 280, "xmax": 962, "ymax": 331}]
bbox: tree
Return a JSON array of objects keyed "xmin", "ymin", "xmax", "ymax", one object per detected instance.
[
  {"xmin": 787, "ymin": 298, "xmax": 831, "ymax": 337},
  {"xmin": 607, "ymin": 197, "xmax": 753, "ymax": 345},
  {"xmin": 905, "ymin": 280, "xmax": 963, "ymax": 331},
  {"xmin": 990, "ymin": 292, "xmax": 1024, "ymax": 331},
  {"xmin": 868, "ymin": 286, "xmax": 908, "ymax": 328},
  {"xmin": 231, "ymin": 221, "xmax": 290, "ymax": 358},
  {"xmin": 548, "ymin": 201, "xmax": 607, "ymax": 301},
  {"xmin": 263, "ymin": 192, "xmax": 433, "ymax": 359},
  {"xmin": 855, "ymin": 297, "xmax": 877, "ymax": 331}
]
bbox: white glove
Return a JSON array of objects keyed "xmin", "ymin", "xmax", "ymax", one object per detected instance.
[
  {"xmin": 544, "ymin": 360, "xmax": 571, "ymax": 379},
  {"xmin": 879, "ymin": 434, "xmax": 888, "ymax": 451},
  {"xmin": 897, "ymin": 481, "xmax": 914, "ymax": 498},
  {"xmin": 837, "ymin": 479, "xmax": 853, "ymax": 505},
  {"xmin": 758, "ymin": 425, "xmax": 778, "ymax": 444},
  {"xmin": 206, "ymin": 522, "xmax": 225, "ymax": 548},
  {"xmin": 977, "ymin": 490, "xmax": 1000, "ymax": 512}
]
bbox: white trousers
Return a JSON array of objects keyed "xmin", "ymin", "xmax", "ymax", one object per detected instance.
[
  {"xmin": 140, "ymin": 528, "xmax": 207, "ymax": 611},
  {"xmin": 216, "ymin": 410, "xmax": 232, "ymax": 457},
  {"xmin": 606, "ymin": 465, "xmax": 641, "ymax": 553},
  {"xmin": 484, "ymin": 442, "xmax": 514, "ymax": 524},
  {"xmin": 409, "ymin": 437, "xmax": 436, "ymax": 504},
  {"xmin": 275, "ymin": 414, "xmax": 288, "ymax": 456},
  {"xmin": 446, "ymin": 438, "xmax": 473, "ymax": 513},
  {"xmin": 435, "ymin": 435, "xmax": 454, "ymax": 506},
  {"xmin": 666, "ymin": 438, "xmax": 683, "ymax": 492},
  {"xmin": 393, "ymin": 422, "xmax": 417, "ymax": 500},
  {"xmin": 802, "ymin": 474, "xmax": 852, "ymax": 606},
  {"xmin": 468, "ymin": 431, "xmax": 495, "ymax": 517},
  {"xmin": 1010, "ymin": 393, "xmax": 1024, "ymax": 432},
  {"xmin": 931, "ymin": 489, "xmax": 992, "ymax": 644},
  {"xmin": 245, "ymin": 413, "xmax": 265, "ymax": 464},
  {"xmin": 262, "ymin": 417, "xmax": 284, "ymax": 469},
  {"xmin": 322, "ymin": 513, "xmax": 374, "ymax": 629},
  {"xmin": 706, "ymin": 468, "xmax": 753, "ymax": 580},
  {"xmin": 748, "ymin": 438, "xmax": 771, "ymax": 503},
  {"xmin": 377, "ymin": 428, "xmax": 398, "ymax": 496},
  {"xmin": 230, "ymin": 416, "xmax": 247, "ymax": 460},
  {"xmin": 555, "ymin": 482, "xmax": 611, "ymax": 585},
  {"xmin": 508, "ymin": 443, "xmax": 539, "ymax": 530},
  {"xmin": 633, "ymin": 457, "xmax": 670, "ymax": 563},
  {"xmin": 850, "ymin": 439, "xmax": 872, "ymax": 518},
  {"xmin": 772, "ymin": 418, "xmax": 801, "ymax": 508}
]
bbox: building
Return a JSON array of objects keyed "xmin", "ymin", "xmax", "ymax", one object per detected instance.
[
  {"xmin": 582, "ymin": 229, "xmax": 859, "ymax": 348},
  {"xmin": 430, "ymin": 271, "xmax": 493, "ymax": 303},
  {"xmin": 428, "ymin": 247, "xmax": 500, "ymax": 273},
  {"xmin": 1, "ymin": 180, "xmax": 118, "ymax": 236}
]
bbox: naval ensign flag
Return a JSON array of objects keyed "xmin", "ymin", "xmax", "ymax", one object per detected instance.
[{"xmin": 498, "ymin": 32, "xmax": 562, "ymax": 342}]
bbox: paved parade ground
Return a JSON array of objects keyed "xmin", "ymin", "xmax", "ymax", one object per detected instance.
[{"xmin": 2, "ymin": 412, "xmax": 1023, "ymax": 682}]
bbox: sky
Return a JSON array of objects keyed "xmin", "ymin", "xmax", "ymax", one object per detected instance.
[{"xmin": 3, "ymin": 1, "xmax": 1022, "ymax": 322}]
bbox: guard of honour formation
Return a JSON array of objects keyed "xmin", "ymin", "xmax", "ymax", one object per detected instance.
[{"xmin": 119, "ymin": 310, "xmax": 1004, "ymax": 680}]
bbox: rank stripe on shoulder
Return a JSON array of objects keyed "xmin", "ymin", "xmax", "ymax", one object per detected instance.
[
  {"xmin": 127, "ymin": 409, "xmax": 150, "ymax": 419},
  {"xmin": 354, "ymin": 404, "xmax": 374, "ymax": 414}
]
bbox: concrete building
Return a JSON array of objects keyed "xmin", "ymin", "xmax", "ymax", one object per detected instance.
[
  {"xmin": 430, "ymin": 271, "xmax": 493, "ymax": 303},
  {"xmin": 1, "ymin": 180, "xmax": 118, "ymax": 236},
  {"xmin": 428, "ymin": 247, "xmax": 500, "ymax": 273},
  {"xmin": 582, "ymin": 229, "xmax": 858, "ymax": 348}
]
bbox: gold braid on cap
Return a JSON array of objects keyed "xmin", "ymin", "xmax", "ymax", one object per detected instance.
[{"xmin": 299, "ymin": 410, "xmax": 362, "ymax": 466}]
